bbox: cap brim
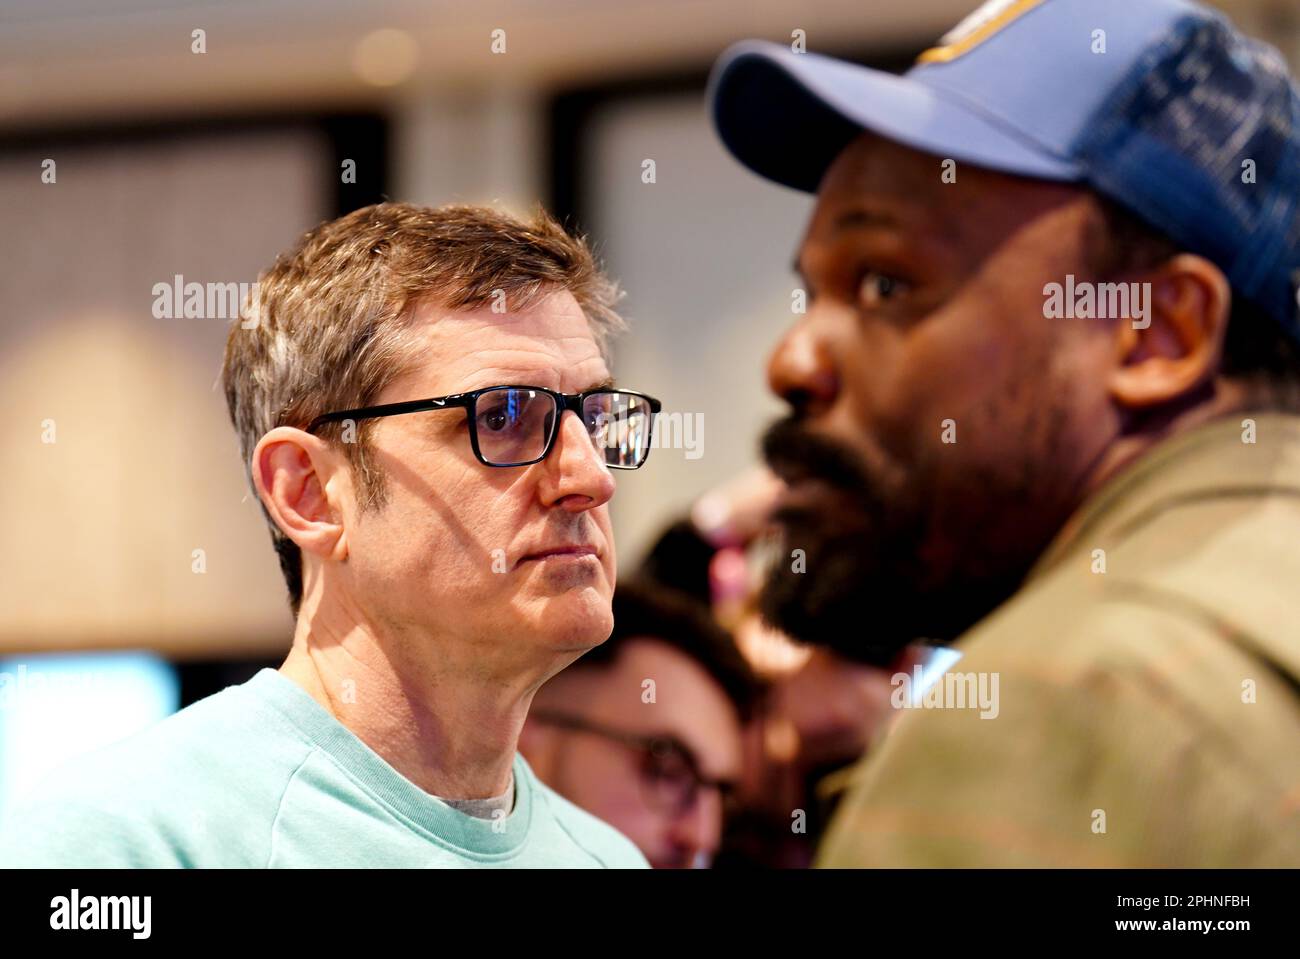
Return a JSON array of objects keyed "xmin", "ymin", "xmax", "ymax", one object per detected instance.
[{"xmin": 707, "ymin": 40, "xmax": 1082, "ymax": 192}]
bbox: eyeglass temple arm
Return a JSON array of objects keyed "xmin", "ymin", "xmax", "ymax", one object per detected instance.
[{"xmin": 306, "ymin": 395, "xmax": 460, "ymax": 433}]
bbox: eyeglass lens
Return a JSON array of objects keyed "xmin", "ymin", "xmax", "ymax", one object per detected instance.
[{"xmin": 474, "ymin": 388, "xmax": 653, "ymax": 467}]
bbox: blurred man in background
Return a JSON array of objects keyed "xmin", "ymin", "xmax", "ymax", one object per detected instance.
[
  {"xmin": 709, "ymin": 0, "xmax": 1300, "ymax": 865},
  {"xmin": 0, "ymin": 203, "xmax": 659, "ymax": 868},
  {"xmin": 521, "ymin": 579, "xmax": 761, "ymax": 868},
  {"xmin": 641, "ymin": 473, "xmax": 916, "ymax": 866}
]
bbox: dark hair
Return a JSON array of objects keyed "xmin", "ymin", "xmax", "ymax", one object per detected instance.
[
  {"xmin": 1094, "ymin": 196, "xmax": 1300, "ymax": 409},
  {"xmin": 576, "ymin": 579, "xmax": 764, "ymax": 720},
  {"xmin": 637, "ymin": 518, "xmax": 716, "ymax": 608}
]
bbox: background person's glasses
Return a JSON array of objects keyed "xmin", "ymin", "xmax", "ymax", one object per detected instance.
[
  {"xmin": 529, "ymin": 710, "xmax": 738, "ymax": 818},
  {"xmin": 306, "ymin": 385, "xmax": 662, "ymax": 469}
]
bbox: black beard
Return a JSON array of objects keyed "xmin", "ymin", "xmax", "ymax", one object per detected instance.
[{"xmin": 758, "ymin": 417, "xmax": 1024, "ymax": 667}]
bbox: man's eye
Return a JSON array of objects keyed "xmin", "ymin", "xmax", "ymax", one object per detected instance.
[
  {"xmin": 479, "ymin": 407, "xmax": 511, "ymax": 432},
  {"xmin": 857, "ymin": 270, "xmax": 908, "ymax": 308}
]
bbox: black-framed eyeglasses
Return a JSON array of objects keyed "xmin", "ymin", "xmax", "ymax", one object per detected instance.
[
  {"xmin": 306, "ymin": 385, "xmax": 662, "ymax": 469},
  {"xmin": 530, "ymin": 709, "xmax": 738, "ymax": 817}
]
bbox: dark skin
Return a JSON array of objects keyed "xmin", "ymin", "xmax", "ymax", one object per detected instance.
[{"xmin": 760, "ymin": 131, "xmax": 1243, "ymax": 665}]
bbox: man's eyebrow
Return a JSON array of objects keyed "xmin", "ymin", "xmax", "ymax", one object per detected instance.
[
  {"xmin": 831, "ymin": 207, "xmax": 904, "ymax": 233},
  {"xmin": 792, "ymin": 206, "xmax": 908, "ymax": 284},
  {"xmin": 584, "ymin": 375, "xmax": 616, "ymax": 391},
  {"xmin": 656, "ymin": 731, "xmax": 737, "ymax": 784}
]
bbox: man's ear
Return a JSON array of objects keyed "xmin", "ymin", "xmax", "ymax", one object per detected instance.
[
  {"xmin": 1109, "ymin": 253, "xmax": 1231, "ymax": 409},
  {"xmin": 251, "ymin": 427, "xmax": 349, "ymax": 563}
]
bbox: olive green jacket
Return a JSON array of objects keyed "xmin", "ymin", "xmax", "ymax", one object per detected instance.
[{"xmin": 818, "ymin": 412, "xmax": 1300, "ymax": 867}]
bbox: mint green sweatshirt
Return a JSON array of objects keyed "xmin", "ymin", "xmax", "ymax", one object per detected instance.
[{"xmin": 0, "ymin": 668, "xmax": 647, "ymax": 868}]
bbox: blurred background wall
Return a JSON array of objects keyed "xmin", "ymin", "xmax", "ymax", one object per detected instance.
[{"xmin": 1, "ymin": 0, "xmax": 1296, "ymax": 810}]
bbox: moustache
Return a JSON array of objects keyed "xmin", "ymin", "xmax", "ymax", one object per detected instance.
[{"xmin": 760, "ymin": 417, "xmax": 875, "ymax": 496}]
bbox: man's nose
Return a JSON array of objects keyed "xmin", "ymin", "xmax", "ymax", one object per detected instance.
[
  {"xmin": 766, "ymin": 317, "xmax": 839, "ymax": 418},
  {"xmin": 538, "ymin": 410, "xmax": 616, "ymax": 511}
]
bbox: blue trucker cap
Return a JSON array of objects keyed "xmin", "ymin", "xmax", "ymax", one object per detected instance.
[{"xmin": 708, "ymin": 0, "xmax": 1300, "ymax": 341}]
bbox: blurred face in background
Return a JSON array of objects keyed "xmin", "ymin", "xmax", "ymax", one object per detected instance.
[
  {"xmin": 521, "ymin": 637, "xmax": 744, "ymax": 868},
  {"xmin": 761, "ymin": 132, "xmax": 1126, "ymax": 665}
]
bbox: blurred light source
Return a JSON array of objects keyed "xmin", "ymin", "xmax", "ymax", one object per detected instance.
[
  {"xmin": 908, "ymin": 646, "xmax": 965, "ymax": 705},
  {"xmin": 0, "ymin": 652, "xmax": 178, "ymax": 822},
  {"xmin": 352, "ymin": 28, "xmax": 419, "ymax": 88}
]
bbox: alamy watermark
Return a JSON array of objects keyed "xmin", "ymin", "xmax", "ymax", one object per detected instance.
[
  {"xmin": 596, "ymin": 409, "xmax": 704, "ymax": 460},
  {"xmin": 0, "ymin": 663, "xmax": 114, "ymax": 711},
  {"xmin": 891, "ymin": 665, "xmax": 1000, "ymax": 719},
  {"xmin": 152, "ymin": 274, "xmax": 258, "ymax": 326},
  {"xmin": 1044, "ymin": 274, "xmax": 1151, "ymax": 329},
  {"xmin": 50, "ymin": 889, "xmax": 150, "ymax": 939}
]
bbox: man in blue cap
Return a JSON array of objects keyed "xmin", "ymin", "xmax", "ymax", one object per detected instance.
[{"xmin": 709, "ymin": 0, "xmax": 1300, "ymax": 866}]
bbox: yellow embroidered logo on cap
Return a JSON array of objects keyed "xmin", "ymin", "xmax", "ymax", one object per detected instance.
[{"xmin": 917, "ymin": 0, "xmax": 1046, "ymax": 64}]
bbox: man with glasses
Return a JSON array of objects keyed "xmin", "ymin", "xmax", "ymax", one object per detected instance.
[
  {"xmin": 520, "ymin": 580, "xmax": 761, "ymax": 868},
  {"xmin": 0, "ymin": 203, "xmax": 657, "ymax": 868}
]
